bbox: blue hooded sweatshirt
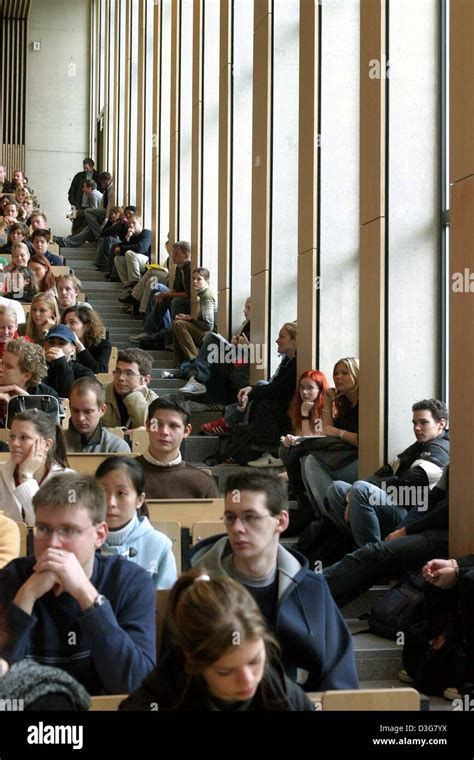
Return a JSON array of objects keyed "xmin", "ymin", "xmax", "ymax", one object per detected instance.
[
  {"xmin": 189, "ymin": 535, "xmax": 359, "ymax": 692},
  {"xmin": 101, "ymin": 514, "xmax": 177, "ymax": 589}
]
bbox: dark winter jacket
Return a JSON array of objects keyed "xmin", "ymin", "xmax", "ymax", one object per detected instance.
[
  {"xmin": 189, "ymin": 537, "xmax": 359, "ymax": 692},
  {"xmin": 119, "ymin": 647, "xmax": 314, "ymax": 711}
]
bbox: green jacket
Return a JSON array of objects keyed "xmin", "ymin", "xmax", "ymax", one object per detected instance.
[{"xmin": 103, "ymin": 382, "xmax": 158, "ymax": 429}]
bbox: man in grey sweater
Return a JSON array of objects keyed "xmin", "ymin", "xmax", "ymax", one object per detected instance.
[{"xmin": 65, "ymin": 377, "xmax": 130, "ymax": 454}]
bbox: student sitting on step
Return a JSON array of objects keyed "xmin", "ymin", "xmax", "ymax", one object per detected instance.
[
  {"xmin": 177, "ymin": 296, "xmax": 251, "ymax": 401},
  {"xmin": 171, "ymin": 267, "xmax": 217, "ymax": 367},
  {"xmin": 135, "ymin": 395, "xmax": 219, "ymax": 499}
]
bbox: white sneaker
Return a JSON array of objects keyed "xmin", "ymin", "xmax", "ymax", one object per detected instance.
[
  {"xmin": 247, "ymin": 453, "xmax": 284, "ymax": 468},
  {"xmin": 162, "ymin": 371, "xmax": 177, "ymax": 379},
  {"xmin": 180, "ymin": 377, "xmax": 207, "ymax": 395},
  {"xmin": 129, "ymin": 333, "xmax": 148, "ymax": 343}
]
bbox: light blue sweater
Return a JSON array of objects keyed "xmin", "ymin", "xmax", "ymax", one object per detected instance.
[{"xmin": 101, "ymin": 514, "xmax": 177, "ymax": 589}]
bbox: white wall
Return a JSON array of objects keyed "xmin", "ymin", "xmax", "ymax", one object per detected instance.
[{"xmin": 26, "ymin": 0, "xmax": 90, "ymax": 235}]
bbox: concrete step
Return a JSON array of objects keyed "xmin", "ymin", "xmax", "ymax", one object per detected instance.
[
  {"xmin": 59, "ymin": 246, "xmax": 97, "ymax": 256},
  {"xmin": 183, "ymin": 436, "xmax": 220, "ymax": 460},
  {"xmin": 348, "ymin": 619, "xmax": 403, "ymax": 681},
  {"xmin": 77, "ymin": 282, "xmax": 123, "ymax": 291},
  {"xmin": 341, "ymin": 586, "xmax": 392, "ymax": 620},
  {"xmin": 101, "ymin": 321, "xmax": 147, "ymax": 329}
]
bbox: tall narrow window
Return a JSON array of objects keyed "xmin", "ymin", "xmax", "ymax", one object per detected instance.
[
  {"xmin": 270, "ymin": 0, "xmax": 299, "ymax": 372},
  {"xmin": 231, "ymin": 0, "xmax": 253, "ymax": 330}
]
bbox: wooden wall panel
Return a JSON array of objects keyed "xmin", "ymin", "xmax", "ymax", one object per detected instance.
[
  {"xmin": 190, "ymin": 0, "xmax": 203, "ymax": 289},
  {"xmin": 150, "ymin": 0, "xmax": 162, "ymax": 262},
  {"xmin": 359, "ymin": 218, "xmax": 385, "ymax": 477},
  {"xmin": 449, "ymin": 174, "xmax": 474, "ymax": 553},
  {"xmin": 168, "ymin": 0, "xmax": 180, "ymax": 246},
  {"xmin": 250, "ymin": 2, "xmax": 272, "ymax": 383},
  {"xmin": 360, "ymin": 0, "xmax": 386, "ymax": 225},
  {"xmin": 0, "ymin": 8, "xmax": 29, "ymax": 173},
  {"xmin": 297, "ymin": 0, "xmax": 319, "ymax": 377},
  {"xmin": 217, "ymin": 0, "xmax": 232, "ymax": 338},
  {"xmin": 450, "ymin": 0, "xmax": 474, "ymax": 184},
  {"xmin": 359, "ymin": 0, "xmax": 387, "ymax": 474}
]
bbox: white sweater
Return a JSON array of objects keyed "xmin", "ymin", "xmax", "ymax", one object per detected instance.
[{"xmin": 0, "ymin": 461, "xmax": 74, "ymax": 526}]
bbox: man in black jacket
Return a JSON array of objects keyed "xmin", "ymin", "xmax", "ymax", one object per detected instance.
[
  {"xmin": 324, "ymin": 466, "xmax": 449, "ymax": 607},
  {"xmin": 112, "ymin": 215, "xmax": 152, "ymax": 288},
  {"xmin": 0, "ymin": 164, "xmax": 14, "ymax": 194},
  {"xmin": 44, "ymin": 325, "xmax": 94, "ymax": 398},
  {"xmin": 67, "ymin": 158, "xmax": 100, "ymax": 210},
  {"xmin": 323, "ymin": 399, "xmax": 449, "ymax": 548}
]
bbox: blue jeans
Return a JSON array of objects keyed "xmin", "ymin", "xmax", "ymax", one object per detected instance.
[
  {"xmin": 302, "ymin": 455, "xmax": 359, "ymax": 517},
  {"xmin": 94, "ymin": 235, "xmax": 121, "ymax": 269},
  {"xmin": 323, "ymin": 529, "xmax": 449, "ymax": 608},
  {"xmin": 62, "ymin": 226, "xmax": 94, "ymax": 247},
  {"xmin": 143, "ymin": 285, "xmax": 189, "ymax": 334},
  {"xmin": 326, "ymin": 480, "xmax": 408, "ymax": 548},
  {"xmin": 84, "ymin": 208, "xmax": 107, "ymax": 238}
]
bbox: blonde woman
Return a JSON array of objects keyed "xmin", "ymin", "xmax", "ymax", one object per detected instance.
[
  {"xmin": 0, "ymin": 305, "xmax": 32, "ymax": 360},
  {"xmin": 301, "ymin": 357, "xmax": 359, "ymax": 518},
  {"xmin": 25, "ymin": 292, "xmax": 59, "ymax": 345},
  {"xmin": 223, "ymin": 321, "xmax": 297, "ymax": 466}
]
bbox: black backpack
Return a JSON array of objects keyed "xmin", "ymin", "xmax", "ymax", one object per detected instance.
[
  {"xmin": 368, "ymin": 572, "xmax": 425, "ymax": 640},
  {"xmin": 6, "ymin": 394, "xmax": 62, "ymax": 427},
  {"xmin": 296, "ymin": 515, "xmax": 353, "ymax": 570},
  {"xmin": 403, "ymin": 612, "xmax": 466, "ymax": 695}
]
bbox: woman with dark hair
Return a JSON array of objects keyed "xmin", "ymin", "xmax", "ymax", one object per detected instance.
[
  {"xmin": 221, "ymin": 322, "xmax": 298, "ymax": 466},
  {"xmin": 96, "ymin": 456, "xmax": 176, "ymax": 589},
  {"xmin": 120, "ymin": 569, "xmax": 313, "ymax": 711},
  {"xmin": 0, "ymin": 409, "xmax": 71, "ymax": 525},
  {"xmin": 4, "ymin": 265, "xmax": 37, "ymax": 303},
  {"xmin": 62, "ymin": 305, "xmax": 111, "ymax": 373},
  {"xmin": 0, "ymin": 223, "xmax": 29, "ymax": 256},
  {"xmin": 28, "ymin": 253, "xmax": 56, "ymax": 294}
]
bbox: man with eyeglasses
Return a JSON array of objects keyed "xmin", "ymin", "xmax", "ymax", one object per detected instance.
[
  {"xmin": 102, "ymin": 348, "xmax": 157, "ymax": 430},
  {"xmin": 0, "ymin": 472, "xmax": 156, "ymax": 695},
  {"xmin": 190, "ymin": 470, "xmax": 358, "ymax": 692}
]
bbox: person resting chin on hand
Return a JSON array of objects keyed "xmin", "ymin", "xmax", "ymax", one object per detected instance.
[{"xmin": 43, "ymin": 325, "xmax": 94, "ymax": 398}]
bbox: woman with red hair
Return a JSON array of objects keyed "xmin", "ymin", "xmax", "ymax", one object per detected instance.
[
  {"xmin": 286, "ymin": 370, "xmax": 330, "ymax": 442},
  {"xmin": 279, "ymin": 370, "xmax": 330, "ymax": 469},
  {"xmin": 28, "ymin": 254, "xmax": 56, "ymax": 294}
]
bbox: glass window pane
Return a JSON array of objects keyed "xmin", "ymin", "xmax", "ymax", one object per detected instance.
[
  {"xmin": 232, "ymin": 0, "xmax": 253, "ymax": 331},
  {"xmin": 271, "ymin": 0, "xmax": 299, "ymax": 372},
  {"xmin": 319, "ymin": 0, "xmax": 360, "ymax": 375},
  {"xmin": 179, "ymin": 0, "xmax": 193, "ymax": 241},
  {"xmin": 201, "ymin": 0, "xmax": 220, "ymax": 292}
]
